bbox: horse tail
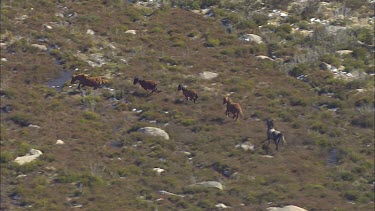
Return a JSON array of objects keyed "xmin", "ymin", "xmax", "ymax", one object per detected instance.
[
  {"xmin": 281, "ymin": 134, "xmax": 287, "ymax": 145},
  {"xmin": 239, "ymin": 106, "xmax": 247, "ymax": 120}
]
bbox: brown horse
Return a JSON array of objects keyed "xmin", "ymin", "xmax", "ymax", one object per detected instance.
[
  {"xmin": 223, "ymin": 97, "xmax": 243, "ymax": 121},
  {"xmin": 133, "ymin": 77, "xmax": 161, "ymax": 93},
  {"xmin": 71, "ymin": 74, "xmax": 108, "ymax": 90},
  {"xmin": 178, "ymin": 84, "xmax": 198, "ymax": 103}
]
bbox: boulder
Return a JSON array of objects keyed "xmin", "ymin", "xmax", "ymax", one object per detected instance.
[
  {"xmin": 125, "ymin": 30, "xmax": 136, "ymax": 35},
  {"xmin": 159, "ymin": 190, "xmax": 184, "ymax": 197},
  {"xmin": 137, "ymin": 127, "xmax": 170, "ymax": 140},
  {"xmin": 190, "ymin": 181, "xmax": 224, "ymax": 190},
  {"xmin": 215, "ymin": 203, "xmax": 230, "ymax": 209},
  {"xmin": 239, "ymin": 34, "xmax": 263, "ymax": 44},
  {"xmin": 56, "ymin": 140, "xmax": 65, "ymax": 145},
  {"xmin": 336, "ymin": 50, "xmax": 352, "ymax": 56},
  {"xmin": 31, "ymin": 44, "xmax": 48, "ymax": 51},
  {"xmin": 86, "ymin": 29, "xmax": 95, "ymax": 35},
  {"xmin": 267, "ymin": 205, "xmax": 307, "ymax": 211},
  {"xmin": 238, "ymin": 141, "xmax": 255, "ymax": 151},
  {"xmin": 199, "ymin": 71, "xmax": 218, "ymax": 80},
  {"xmin": 256, "ymin": 55, "xmax": 274, "ymax": 61},
  {"xmin": 320, "ymin": 62, "xmax": 331, "ymax": 71},
  {"xmin": 153, "ymin": 167, "xmax": 165, "ymax": 175},
  {"xmin": 14, "ymin": 149, "xmax": 43, "ymax": 165}
]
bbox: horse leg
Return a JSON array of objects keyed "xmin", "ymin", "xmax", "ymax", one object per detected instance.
[{"xmin": 274, "ymin": 139, "xmax": 279, "ymax": 151}]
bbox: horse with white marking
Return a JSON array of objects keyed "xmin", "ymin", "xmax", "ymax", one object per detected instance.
[{"xmin": 265, "ymin": 119, "xmax": 287, "ymax": 151}]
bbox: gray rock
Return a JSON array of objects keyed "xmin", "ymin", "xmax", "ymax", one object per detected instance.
[
  {"xmin": 159, "ymin": 190, "xmax": 184, "ymax": 197},
  {"xmin": 190, "ymin": 181, "xmax": 224, "ymax": 190},
  {"xmin": 199, "ymin": 71, "xmax": 218, "ymax": 80},
  {"xmin": 267, "ymin": 205, "xmax": 307, "ymax": 211},
  {"xmin": 320, "ymin": 62, "xmax": 331, "ymax": 71},
  {"xmin": 31, "ymin": 44, "xmax": 48, "ymax": 51},
  {"xmin": 137, "ymin": 127, "xmax": 170, "ymax": 140},
  {"xmin": 256, "ymin": 55, "xmax": 274, "ymax": 61},
  {"xmin": 238, "ymin": 141, "xmax": 255, "ymax": 151},
  {"xmin": 56, "ymin": 140, "xmax": 65, "ymax": 145},
  {"xmin": 125, "ymin": 30, "xmax": 136, "ymax": 35},
  {"xmin": 86, "ymin": 29, "xmax": 95, "ymax": 35},
  {"xmin": 215, "ymin": 203, "xmax": 231, "ymax": 209},
  {"xmin": 336, "ymin": 50, "xmax": 352, "ymax": 56},
  {"xmin": 14, "ymin": 149, "xmax": 43, "ymax": 165},
  {"xmin": 239, "ymin": 34, "xmax": 263, "ymax": 44}
]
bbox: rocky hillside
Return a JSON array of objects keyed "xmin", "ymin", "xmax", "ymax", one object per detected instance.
[{"xmin": 1, "ymin": 0, "xmax": 374, "ymax": 210}]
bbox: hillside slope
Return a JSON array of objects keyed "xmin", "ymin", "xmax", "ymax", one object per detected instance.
[{"xmin": 1, "ymin": 1, "xmax": 374, "ymax": 210}]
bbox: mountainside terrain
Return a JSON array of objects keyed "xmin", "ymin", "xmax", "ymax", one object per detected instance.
[{"xmin": 1, "ymin": 0, "xmax": 374, "ymax": 210}]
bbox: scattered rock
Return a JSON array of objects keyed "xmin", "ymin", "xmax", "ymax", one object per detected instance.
[
  {"xmin": 190, "ymin": 181, "xmax": 224, "ymax": 190},
  {"xmin": 28, "ymin": 124, "xmax": 41, "ymax": 129},
  {"xmin": 14, "ymin": 149, "xmax": 43, "ymax": 165},
  {"xmin": 336, "ymin": 50, "xmax": 353, "ymax": 56},
  {"xmin": 215, "ymin": 203, "xmax": 231, "ymax": 209},
  {"xmin": 1, "ymin": 58, "xmax": 7, "ymax": 62},
  {"xmin": 137, "ymin": 127, "xmax": 170, "ymax": 140},
  {"xmin": 55, "ymin": 12, "xmax": 64, "ymax": 18},
  {"xmin": 56, "ymin": 140, "xmax": 65, "ymax": 145},
  {"xmin": 256, "ymin": 55, "xmax": 274, "ymax": 61},
  {"xmin": 267, "ymin": 205, "xmax": 307, "ymax": 211},
  {"xmin": 86, "ymin": 29, "xmax": 95, "ymax": 35},
  {"xmin": 239, "ymin": 34, "xmax": 263, "ymax": 44},
  {"xmin": 43, "ymin": 24, "xmax": 53, "ymax": 30},
  {"xmin": 153, "ymin": 167, "xmax": 165, "ymax": 175},
  {"xmin": 31, "ymin": 44, "xmax": 48, "ymax": 51},
  {"xmin": 159, "ymin": 190, "xmax": 184, "ymax": 197},
  {"xmin": 125, "ymin": 30, "xmax": 136, "ymax": 35},
  {"xmin": 237, "ymin": 141, "xmax": 255, "ymax": 151},
  {"xmin": 16, "ymin": 174, "xmax": 27, "ymax": 179},
  {"xmin": 199, "ymin": 71, "xmax": 218, "ymax": 80},
  {"xmin": 320, "ymin": 62, "xmax": 332, "ymax": 71}
]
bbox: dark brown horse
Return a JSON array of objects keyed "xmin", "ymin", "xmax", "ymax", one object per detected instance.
[
  {"xmin": 71, "ymin": 74, "xmax": 108, "ymax": 90},
  {"xmin": 133, "ymin": 77, "xmax": 161, "ymax": 93}
]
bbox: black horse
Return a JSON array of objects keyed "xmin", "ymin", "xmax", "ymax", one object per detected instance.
[{"xmin": 265, "ymin": 119, "xmax": 287, "ymax": 151}]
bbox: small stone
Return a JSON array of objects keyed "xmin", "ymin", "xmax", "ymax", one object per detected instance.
[
  {"xmin": 56, "ymin": 140, "xmax": 65, "ymax": 145},
  {"xmin": 86, "ymin": 29, "xmax": 95, "ymax": 35},
  {"xmin": 125, "ymin": 30, "xmax": 136, "ymax": 35}
]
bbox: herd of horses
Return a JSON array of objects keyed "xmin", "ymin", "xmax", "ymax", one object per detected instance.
[{"xmin": 70, "ymin": 74, "xmax": 287, "ymax": 151}]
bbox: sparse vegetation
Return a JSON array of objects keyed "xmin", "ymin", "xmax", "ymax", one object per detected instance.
[{"xmin": 1, "ymin": 0, "xmax": 374, "ymax": 210}]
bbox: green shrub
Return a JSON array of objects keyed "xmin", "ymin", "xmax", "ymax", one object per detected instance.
[
  {"xmin": 252, "ymin": 12, "xmax": 269, "ymax": 26},
  {"xmin": 8, "ymin": 113, "xmax": 32, "ymax": 127},
  {"xmin": 205, "ymin": 38, "xmax": 220, "ymax": 47},
  {"xmin": 351, "ymin": 113, "xmax": 374, "ymax": 128},
  {"xmin": 289, "ymin": 64, "xmax": 309, "ymax": 77},
  {"xmin": 310, "ymin": 122, "xmax": 328, "ymax": 134},
  {"xmin": 0, "ymin": 151, "xmax": 13, "ymax": 163},
  {"xmin": 82, "ymin": 111, "xmax": 100, "ymax": 121}
]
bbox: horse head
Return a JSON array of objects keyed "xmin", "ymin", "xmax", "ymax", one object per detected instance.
[
  {"xmin": 223, "ymin": 96, "xmax": 230, "ymax": 105},
  {"xmin": 71, "ymin": 75, "xmax": 78, "ymax": 84},
  {"xmin": 177, "ymin": 84, "xmax": 183, "ymax": 92},
  {"xmin": 133, "ymin": 77, "xmax": 139, "ymax": 85},
  {"xmin": 266, "ymin": 119, "xmax": 274, "ymax": 129}
]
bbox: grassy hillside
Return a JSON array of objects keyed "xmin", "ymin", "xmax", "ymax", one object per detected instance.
[{"xmin": 1, "ymin": 0, "xmax": 374, "ymax": 210}]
